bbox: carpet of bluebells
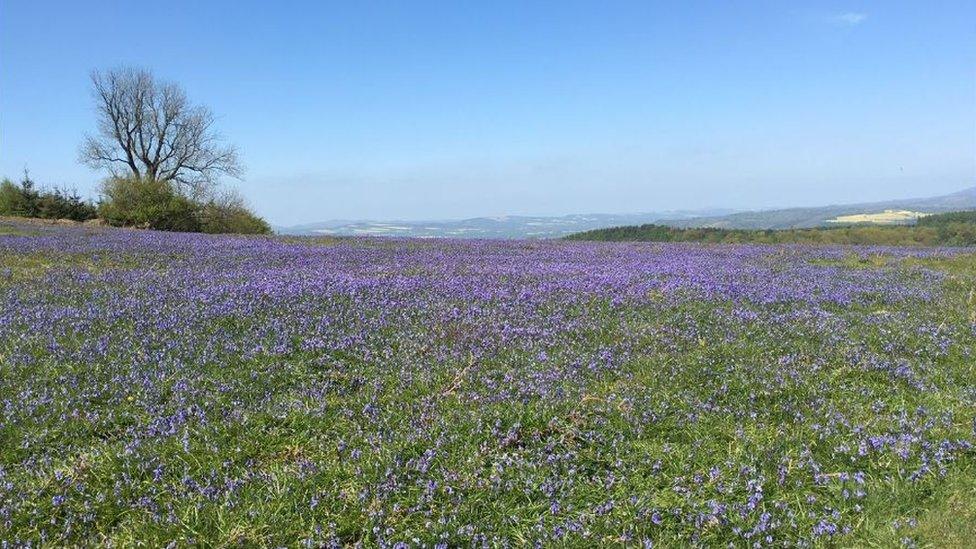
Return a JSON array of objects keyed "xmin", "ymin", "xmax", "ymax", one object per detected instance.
[{"xmin": 1, "ymin": 221, "xmax": 975, "ymax": 547}]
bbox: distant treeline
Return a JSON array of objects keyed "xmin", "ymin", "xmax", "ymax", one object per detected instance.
[
  {"xmin": 916, "ymin": 210, "xmax": 976, "ymax": 226},
  {"xmin": 565, "ymin": 210, "xmax": 976, "ymax": 246}
]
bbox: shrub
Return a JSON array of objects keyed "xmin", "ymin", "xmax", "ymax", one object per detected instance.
[
  {"xmin": 0, "ymin": 176, "xmax": 40, "ymax": 217},
  {"xmin": 98, "ymin": 177, "xmax": 201, "ymax": 232},
  {"xmin": 0, "ymin": 173, "xmax": 96, "ymax": 221},
  {"xmin": 36, "ymin": 188, "xmax": 98, "ymax": 221},
  {"xmin": 199, "ymin": 191, "xmax": 271, "ymax": 235},
  {"xmin": 97, "ymin": 177, "xmax": 270, "ymax": 234},
  {"xmin": 0, "ymin": 178, "xmax": 24, "ymax": 216}
]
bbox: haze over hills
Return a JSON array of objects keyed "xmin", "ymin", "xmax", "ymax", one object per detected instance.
[
  {"xmin": 277, "ymin": 187, "xmax": 976, "ymax": 238},
  {"xmin": 274, "ymin": 209, "xmax": 738, "ymax": 238}
]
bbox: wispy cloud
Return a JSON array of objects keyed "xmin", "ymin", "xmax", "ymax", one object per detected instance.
[{"xmin": 835, "ymin": 12, "xmax": 867, "ymax": 26}]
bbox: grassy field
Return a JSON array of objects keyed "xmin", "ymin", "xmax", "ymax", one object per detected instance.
[{"xmin": 1, "ymin": 221, "xmax": 975, "ymax": 546}]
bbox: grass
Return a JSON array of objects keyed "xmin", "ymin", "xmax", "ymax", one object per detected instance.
[{"xmin": 0, "ymin": 224, "xmax": 37, "ymax": 237}]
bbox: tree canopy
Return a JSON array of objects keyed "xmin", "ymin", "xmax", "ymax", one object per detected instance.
[{"xmin": 80, "ymin": 67, "xmax": 242, "ymax": 196}]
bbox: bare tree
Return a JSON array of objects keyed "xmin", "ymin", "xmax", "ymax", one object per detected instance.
[{"xmin": 80, "ymin": 67, "xmax": 242, "ymax": 196}]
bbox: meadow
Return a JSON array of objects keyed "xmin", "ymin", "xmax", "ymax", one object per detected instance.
[{"xmin": 1, "ymin": 221, "xmax": 975, "ymax": 547}]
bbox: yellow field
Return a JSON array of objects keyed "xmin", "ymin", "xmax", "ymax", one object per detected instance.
[{"xmin": 826, "ymin": 209, "xmax": 930, "ymax": 224}]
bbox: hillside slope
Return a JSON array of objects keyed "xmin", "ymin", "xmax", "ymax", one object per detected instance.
[{"xmin": 662, "ymin": 187, "xmax": 976, "ymax": 229}]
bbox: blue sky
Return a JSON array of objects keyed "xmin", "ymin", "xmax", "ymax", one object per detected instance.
[{"xmin": 1, "ymin": 1, "xmax": 974, "ymax": 225}]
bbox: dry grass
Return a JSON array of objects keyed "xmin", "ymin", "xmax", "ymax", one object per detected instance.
[{"xmin": 826, "ymin": 209, "xmax": 930, "ymax": 225}]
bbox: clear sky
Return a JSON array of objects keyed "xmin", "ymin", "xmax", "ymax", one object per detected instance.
[{"xmin": 1, "ymin": 1, "xmax": 974, "ymax": 225}]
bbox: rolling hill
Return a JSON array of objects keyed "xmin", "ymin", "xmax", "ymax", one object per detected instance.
[{"xmin": 660, "ymin": 187, "xmax": 976, "ymax": 230}]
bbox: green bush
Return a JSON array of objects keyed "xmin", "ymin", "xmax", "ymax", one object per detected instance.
[
  {"xmin": 36, "ymin": 188, "xmax": 98, "ymax": 221},
  {"xmin": 98, "ymin": 177, "xmax": 201, "ymax": 232},
  {"xmin": 0, "ymin": 174, "xmax": 96, "ymax": 221},
  {"xmin": 3, "ymin": 173, "xmax": 269, "ymax": 234},
  {"xmin": 0, "ymin": 176, "xmax": 40, "ymax": 217},
  {"xmin": 200, "ymin": 197, "xmax": 272, "ymax": 235},
  {"xmin": 0, "ymin": 178, "xmax": 27, "ymax": 216},
  {"xmin": 97, "ymin": 177, "xmax": 271, "ymax": 234}
]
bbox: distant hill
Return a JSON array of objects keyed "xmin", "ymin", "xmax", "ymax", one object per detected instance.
[
  {"xmin": 660, "ymin": 187, "xmax": 976, "ymax": 230},
  {"xmin": 275, "ymin": 186, "xmax": 976, "ymax": 238},
  {"xmin": 566, "ymin": 209, "xmax": 976, "ymax": 246},
  {"xmin": 275, "ymin": 209, "xmax": 737, "ymax": 238}
]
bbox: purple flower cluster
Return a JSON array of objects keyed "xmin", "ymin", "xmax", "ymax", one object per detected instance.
[{"xmin": 0, "ymin": 223, "xmax": 972, "ymax": 546}]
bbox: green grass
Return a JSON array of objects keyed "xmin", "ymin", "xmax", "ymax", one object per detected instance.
[{"xmin": 0, "ymin": 224, "xmax": 37, "ymax": 237}]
